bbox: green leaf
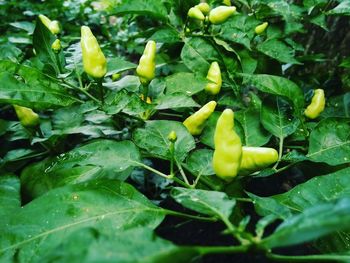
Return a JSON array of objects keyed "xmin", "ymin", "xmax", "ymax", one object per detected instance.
[
  {"xmin": 133, "ymin": 120, "xmax": 195, "ymax": 162},
  {"xmin": 237, "ymin": 49, "xmax": 258, "ymax": 74},
  {"xmin": 328, "ymin": 2, "xmax": 350, "ymax": 16},
  {"xmin": 215, "ymin": 14, "xmax": 257, "ymax": 50},
  {"xmin": 165, "ymin": 72, "xmax": 206, "ymax": 96},
  {"xmin": 1, "ymin": 149, "xmax": 36, "ymax": 163},
  {"xmin": 10, "ymin": 21, "xmax": 35, "ymax": 34},
  {"xmin": 171, "ymin": 187, "xmax": 235, "ymax": 218},
  {"xmin": 33, "ymin": 17, "xmax": 64, "ymax": 74},
  {"xmin": 21, "ymin": 140, "xmax": 141, "ymax": 198},
  {"xmin": 104, "ymin": 75, "xmax": 141, "ymax": 92},
  {"xmin": 261, "ymin": 97, "xmax": 300, "ymax": 138},
  {"xmin": 0, "ymin": 61, "xmax": 80, "ymax": 109},
  {"xmin": 307, "ymin": 118, "xmax": 350, "ymax": 165},
  {"xmin": 321, "ymin": 92, "xmax": 350, "ymax": 118},
  {"xmin": 243, "ymin": 74, "xmax": 304, "ymax": 111},
  {"xmin": 261, "ymin": 198, "xmax": 350, "ymax": 249},
  {"xmin": 150, "ymin": 27, "xmax": 182, "ymax": 44},
  {"xmin": 0, "ymin": 176, "xmax": 20, "ymax": 218},
  {"xmin": 122, "ymin": 93, "xmax": 153, "ymax": 116},
  {"xmin": 111, "ymin": 0, "xmax": 168, "ymax": 20},
  {"xmin": 42, "ymin": 227, "xmax": 197, "ymax": 263},
  {"xmin": 103, "ymin": 90, "xmax": 132, "ymax": 114},
  {"xmin": 249, "ymin": 167, "xmax": 350, "ymax": 219},
  {"xmin": 235, "ymin": 107, "xmax": 271, "ymax": 146},
  {"xmin": 186, "ymin": 149, "xmax": 215, "ymax": 176},
  {"xmin": 257, "ymin": 39, "xmax": 301, "ymax": 65},
  {"xmin": 49, "ymin": 102, "xmax": 120, "ymax": 137},
  {"xmin": 181, "ymin": 37, "xmax": 220, "ymax": 76},
  {"xmin": 0, "ymin": 44, "xmax": 22, "ymax": 62},
  {"xmin": 310, "ymin": 14, "xmax": 328, "ymax": 30},
  {"xmin": 0, "ymin": 180, "xmax": 165, "ymax": 262},
  {"xmin": 155, "ymin": 93, "xmax": 200, "ymax": 110},
  {"xmin": 106, "ymin": 57, "xmax": 137, "ymax": 77}
]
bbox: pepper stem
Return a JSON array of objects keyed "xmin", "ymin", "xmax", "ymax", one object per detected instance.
[{"xmin": 97, "ymin": 78, "xmax": 104, "ymax": 105}]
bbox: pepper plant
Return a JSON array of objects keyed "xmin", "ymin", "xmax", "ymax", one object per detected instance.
[{"xmin": 1, "ymin": 0, "xmax": 350, "ymax": 262}]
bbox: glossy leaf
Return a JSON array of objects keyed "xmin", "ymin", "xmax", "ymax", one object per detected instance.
[
  {"xmin": 261, "ymin": 97, "xmax": 300, "ymax": 138},
  {"xmin": 235, "ymin": 107, "xmax": 271, "ymax": 146},
  {"xmin": 0, "ymin": 176, "xmax": 20, "ymax": 219},
  {"xmin": 42, "ymin": 227, "xmax": 197, "ymax": 263},
  {"xmin": 307, "ymin": 118, "xmax": 350, "ymax": 165},
  {"xmin": 243, "ymin": 74, "xmax": 304, "ymax": 111},
  {"xmin": 165, "ymin": 72, "xmax": 206, "ymax": 96},
  {"xmin": 171, "ymin": 187, "xmax": 235, "ymax": 218},
  {"xmin": 21, "ymin": 140, "xmax": 141, "ymax": 198},
  {"xmin": 106, "ymin": 57, "xmax": 136, "ymax": 77},
  {"xmin": 111, "ymin": 0, "xmax": 168, "ymax": 20},
  {"xmin": 0, "ymin": 180, "xmax": 165, "ymax": 262},
  {"xmin": 133, "ymin": 120, "xmax": 195, "ymax": 162},
  {"xmin": 150, "ymin": 27, "xmax": 181, "ymax": 44},
  {"xmin": 155, "ymin": 93, "xmax": 200, "ymax": 110},
  {"xmin": 181, "ymin": 37, "xmax": 220, "ymax": 76},
  {"xmin": 262, "ymin": 198, "xmax": 350, "ymax": 249},
  {"xmin": 257, "ymin": 39, "xmax": 300, "ymax": 64},
  {"xmin": 249, "ymin": 167, "xmax": 350, "ymax": 219},
  {"xmin": 186, "ymin": 149, "xmax": 215, "ymax": 176},
  {"xmin": 0, "ymin": 60, "xmax": 79, "ymax": 109}
]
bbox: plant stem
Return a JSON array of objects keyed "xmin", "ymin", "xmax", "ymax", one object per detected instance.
[
  {"xmin": 169, "ymin": 142, "xmax": 175, "ymax": 177},
  {"xmin": 133, "ymin": 161, "xmax": 190, "ymax": 188},
  {"xmin": 182, "ymin": 164, "xmax": 222, "ymax": 191},
  {"xmin": 97, "ymin": 78, "xmax": 104, "ymax": 104},
  {"xmin": 54, "ymin": 52, "xmax": 62, "ymax": 74},
  {"xmin": 164, "ymin": 209, "xmax": 217, "ymax": 222},
  {"xmin": 192, "ymin": 171, "xmax": 203, "ymax": 188},
  {"xmin": 235, "ymin": 197, "xmax": 253, "ymax": 203},
  {"xmin": 266, "ymin": 252, "xmax": 350, "ymax": 262},
  {"xmin": 75, "ymin": 68, "xmax": 84, "ymax": 90},
  {"xmin": 61, "ymin": 80, "xmax": 100, "ymax": 104},
  {"xmin": 273, "ymin": 135, "xmax": 284, "ymax": 169},
  {"xmin": 194, "ymin": 244, "xmax": 250, "ymax": 255},
  {"xmin": 275, "ymin": 162, "xmax": 297, "ymax": 173},
  {"xmin": 158, "ymin": 112, "xmax": 183, "ymax": 118},
  {"xmin": 175, "ymin": 158, "xmax": 190, "ymax": 185}
]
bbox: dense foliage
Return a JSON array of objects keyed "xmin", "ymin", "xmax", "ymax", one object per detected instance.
[{"xmin": 1, "ymin": 0, "xmax": 350, "ymax": 262}]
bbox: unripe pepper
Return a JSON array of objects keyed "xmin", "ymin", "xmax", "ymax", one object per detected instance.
[
  {"xmin": 195, "ymin": 3, "xmax": 210, "ymax": 15},
  {"xmin": 112, "ymin": 73, "xmax": 121, "ymax": 81},
  {"xmin": 183, "ymin": 101, "xmax": 217, "ymax": 135},
  {"xmin": 304, "ymin": 89, "xmax": 326, "ymax": 119},
  {"xmin": 213, "ymin": 109, "xmax": 242, "ymax": 182},
  {"xmin": 136, "ymin": 40, "xmax": 157, "ymax": 85},
  {"xmin": 168, "ymin": 130, "xmax": 177, "ymax": 142},
  {"xmin": 222, "ymin": 0, "xmax": 231, "ymax": 6},
  {"xmin": 13, "ymin": 105, "xmax": 40, "ymax": 128},
  {"xmin": 81, "ymin": 26, "xmax": 107, "ymax": 79},
  {"xmin": 49, "ymin": 20, "xmax": 60, "ymax": 35},
  {"xmin": 188, "ymin": 7, "xmax": 205, "ymax": 21},
  {"xmin": 208, "ymin": 6, "xmax": 236, "ymax": 24},
  {"xmin": 205, "ymin": 62, "xmax": 222, "ymax": 95},
  {"xmin": 51, "ymin": 39, "xmax": 61, "ymax": 52},
  {"xmin": 239, "ymin": 147, "xmax": 278, "ymax": 175},
  {"xmin": 38, "ymin": 14, "xmax": 60, "ymax": 35},
  {"xmin": 255, "ymin": 22, "xmax": 268, "ymax": 34}
]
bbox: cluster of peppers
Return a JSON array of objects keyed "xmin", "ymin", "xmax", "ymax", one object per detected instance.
[
  {"xmin": 12, "ymin": 12, "xmax": 327, "ymax": 183},
  {"xmin": 187, "ymin": 2, "xmax": 236, "ymax": 25},
  {"xmin": 183, "ymin": 102, "xmax": 279, "ymax": 181}
]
